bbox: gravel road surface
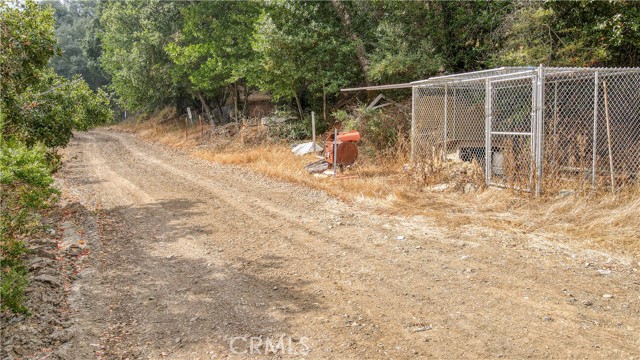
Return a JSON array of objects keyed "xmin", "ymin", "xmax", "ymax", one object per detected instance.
[{"xmin": 55, "ymin": 129, "xmax": 640, "ymax": 359}]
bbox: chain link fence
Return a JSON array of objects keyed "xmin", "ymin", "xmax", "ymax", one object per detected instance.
[{"xmin": 411, "ymin": 66, "xmax": 640, "ymax": 195}]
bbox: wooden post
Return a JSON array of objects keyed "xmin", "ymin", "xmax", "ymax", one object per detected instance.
[
  {"xmin": 603, "ymin": 80, "xmax": 615, "ymax": 194},
  {"xmin": 187, "ymin": 107, "xmax": 193, "ymax": 126},
  {"xmin": 200, "ymin": 114, "xmax": 204, "ymax": 136}
]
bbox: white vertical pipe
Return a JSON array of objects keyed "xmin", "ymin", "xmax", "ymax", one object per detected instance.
[
  {"xmin": 451, "ymin": 88, "xmax": 457, "ymax": 140},
  {"xmin": 333, "ymin": 128, "xmax": 338, "ymax": 178},
  {"xmin": 411, "ymin": 86, "xmax": 416, "ymax": 162},
  {"xmin": 485, "ymin": 79, "xmax": 492, "ymax": 186},
  {"xmin": 535, "ymin": 64, "xmax": 544, "ymax": 196},
  {"xmin": 592, "ymin": 71, "xmax": 599, "ymax": 188},
  {"xmin": 443, "ymin": 85, "xmax": 448, "ymax": 161},
  {"xmin": 530, "ymin": 77, "xmax": 536, "ymax": 191},
  {"xmin": 553, "ymin": 81, "xmax": 558, "ymax": 138}
]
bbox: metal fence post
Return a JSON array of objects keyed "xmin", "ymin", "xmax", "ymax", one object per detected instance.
[
  {"xmin": 535, "ymin": 64, "xmax": 545, "ymax": 196},
  {"xmin": 333, "ymin": 128, "xmax": 338, "ymax": 178},
  {"xmin": 443, "ymin": 84, "xmax": 448, "ymax": 161},
  {"xmin": 485, "ymin": 78, "xmax": 492, "ymax": 186},
  {"xmin": 553, "ymin": 81, "xmax": 558, "ymax": 138},
  {"xmin": 530, "ymin": 77, "xmax": 536, "ymax": 190},
  {"xmin": 451, "ymin": 88, "xmax": 457, "ymax": 140},
  {"xmin": 411, "ymin": 86, "xmax": 416, "ymax": 162},
  {"xmin": 592, "ymin": 71, "xmax": 599, "ymax": 189}
]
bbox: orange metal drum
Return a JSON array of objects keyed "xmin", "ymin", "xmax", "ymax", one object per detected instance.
[
  {"xmin": 324, "ymin": 130, "xmax": 360, "ymax": 166},
  {"xmin": 337, "ymin": 130, "xmax": 361, "ymax": 142}
]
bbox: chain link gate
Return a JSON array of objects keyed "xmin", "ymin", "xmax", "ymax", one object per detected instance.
[{"xmin": 485, "ymin": 75, "xmax": 537, "ymax": 191}]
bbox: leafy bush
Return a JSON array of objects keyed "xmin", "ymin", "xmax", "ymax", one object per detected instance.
[
  {"xmin": 0, "ymin": 139, "xmax": 57, "ymax": 236},
  {"xmin": 0, "ymin": 266, "xmax": 30, "ymax": 314},
  {"xmin": 333, "ymin": 105, "xmax": 409, "ymax": 160},
  {"xmin": 268, "ymin": 115, "xmax": 328, "ymax": 141},
  {"xmin": 0, "ymin": 0, "xmax": 113, "ymax": 314},
  {"xmin": 13, "ymin": 69, "xmax": 113, "ymax": 148},
  {"xmin": 0, "ymin": 139, "xmax": 57, "ymax": 314}
]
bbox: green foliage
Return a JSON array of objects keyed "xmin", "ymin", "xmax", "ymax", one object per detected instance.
[
  {"xmin": 251, "ymin": 1, "xmax": 361, "ymax": 107},
  {"xmin": 43, "ymin": 0, "xmax": 110, "ymax": 90},
  {"xmin": 333, "ymin": 105, "xmax": 407, "ymax": 158},
  {"xmin": 0, "ymin": 140, "xmax": 56, "ymax": 236},
  {"xmin": 268, "ymin": 114, "xmax": 329, "ymax": 141},
  {"xmin": 493, "ymin": 6, "xmax": 558, "ymax": 66},
  {"xmin": 11, "ymin": 68, "xmax": 113, "ymax": 148},
  {"xmin": 1, "ymin": 0, "xmax": 113, "ymax": 148},
  {"xmin": 99, "ymin": 0, "xmax": 186, "ymax": 111},
  {"xmin": 165, "ymin": 1, "xmax": 261, "ymax": 95},
  {"xmin": 95, "ymin": 0, "xmax": 640, "ymax": 123},
  {"xmin": 0, "ymin": 0, "xmax": 57, "ymax": 92},
  {"xmin": 0, "ymin": 139, "xmax": 56, "ymax": 314},
  {"xmin": 0, "ymin": 0, "xmax": 110, "ymax": 314},
  {"xmin": 0, "ymin": 265, "xmax": 30, "ymax": 314},
  {"xmin": 367, "ymin": 20, "xmax": 442, "ymax": 84},
  {"xmin": 0, "ymin": 0, "xmax": 57, "ymax": 130},
  {"xmin": 493, "ymin": 1, "xmax": 640, "ymax": 67}
]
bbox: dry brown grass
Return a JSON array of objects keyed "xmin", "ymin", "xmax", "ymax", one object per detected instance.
[
  {"xmin": 392, "ymin": 188, "xmax": 640, "ymax": 255},
  {"xmin": 192, "ymin": 145, "xmax": 404, "ymax": 201},
  {"xmin": 112, "ymin": 111, "xmax": 640, "ymax": 257}
]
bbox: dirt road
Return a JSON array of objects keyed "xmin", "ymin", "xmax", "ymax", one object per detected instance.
[{"xmin": 56, "ymin": 129, "xmax": 640, "ymax": 359}]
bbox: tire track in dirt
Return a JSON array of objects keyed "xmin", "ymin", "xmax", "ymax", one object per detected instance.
[
  {"xmin": 100, "ymin": 130, "xmax": 640, "ymax": 354},
  {"xmin": 59, "ymin": 129, "xmax": 640, "ymax": 359}
]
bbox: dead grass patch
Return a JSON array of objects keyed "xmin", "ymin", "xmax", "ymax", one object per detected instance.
[{"xmin": 111, "ymin": 112, "xmax": 640, "ymax": 257}]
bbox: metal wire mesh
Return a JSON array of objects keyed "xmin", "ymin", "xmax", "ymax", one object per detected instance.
[{"xmin": 411, "ymin": 66, "xmax": 640, "ymax": 195}]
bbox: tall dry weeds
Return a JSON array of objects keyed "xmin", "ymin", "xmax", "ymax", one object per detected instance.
[{"xmin": 112, "ymin": 108, "xmax": 640, "ymax": 257}]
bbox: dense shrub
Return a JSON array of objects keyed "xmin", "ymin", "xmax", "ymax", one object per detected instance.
[
  {"xmin": 0, "ymin": 0, "xmax": 112, "ymax": 314},
  {"xmin": 268, "ymin": 115, "xmax": 329, "ymax": 141},
  {"xmin": 335, "ymin": 104, "xmax": 410, "ymax": 159},
  {"xmin": 0, "ymin": 140, "xmax": 57, "ymax": 314}
]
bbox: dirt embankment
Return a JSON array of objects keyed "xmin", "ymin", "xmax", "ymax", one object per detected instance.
[
  {"xmin": 5, "ymin": 128, "xmax": 636, "ymax": 359},
  {"xmin": 1, "ymin": 202, "xmax": 99, "ymax": 359}
]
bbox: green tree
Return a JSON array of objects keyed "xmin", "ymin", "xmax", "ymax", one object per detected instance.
[
  {"xmin": 493, "ymin": 1, "xmax": 640, "ymax": 67},
  {"xmin": 1, "ymin": 0, "xmax": 112, "ymax": 314},
  {"xmin": 351, "ymin": 1, "xmax": 444, "ymax": 84},
  {"xmin": 0, "ymin": 0, "xmax": 57, "ymax": 126},
  {"xmin": 16, "ymin": 68, "xmax": 112, "ymax": 148},
  {"xmin": 165, "ymin": 1, "xmax": 262, "ymax": 121},
  {"xmin": 99, "ymin": 0, "xmax": 187, "ymax": 111},
  {"xmin": 42, "ymin": 0, "xmax": 110, "ymax": 90},
  {"xmin": 251, "ymin": 1, "xmax": 361, "ymax": 118}
]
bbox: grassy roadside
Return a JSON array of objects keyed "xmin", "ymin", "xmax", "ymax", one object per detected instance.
[{"xmin": 113, "ymin": 111, "xmax": 640, "ymax": 258}]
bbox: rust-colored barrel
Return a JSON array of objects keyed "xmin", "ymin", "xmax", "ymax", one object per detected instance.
[
  {"xmin": 335, "ymin": 142, "xmax": 358, "ymax": 165},
  {"xmin": 337, "ymin": 130, "xmax": 360, "ymax": 142},
  {"xmin": 326, "ymin": 130, "xmax": 361, "ymax": 142},
  {"xmin": 324, "ymin": 141, "xmax": 358, "ymax": 166},
  {"xmin": 325, "ymin": 130, "xmax": 360, "ymax": 166}
]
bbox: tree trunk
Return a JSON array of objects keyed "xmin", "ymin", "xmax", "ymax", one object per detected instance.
[
  {"xmin": 294, "ymin": 93, "xmax": 304, "ymax": 120},
  {"xmin": 242, "ymin": 81, "xmax": 249, "ymax": 118},
  {"xmin": 323, "ymin": 84, "xmax": 327, "ymax": 121},
  {"xmin": 196, "ymin": 92, "xmax": 213, "ymax": 125},
  {"xmin": 234, "ymin": 82, "xmax": 239, "ymax": 122},
  {"xmin": 330, "ymin": 0, "xmax": 371, "ymax": 86},
  {"xmin": 213, "ymin": 97, "xmax": 225, "ymax": 123}
]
